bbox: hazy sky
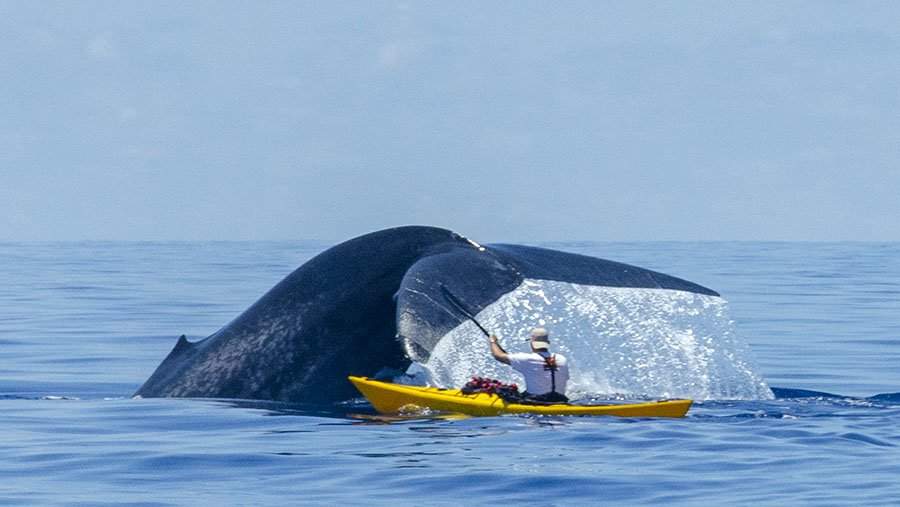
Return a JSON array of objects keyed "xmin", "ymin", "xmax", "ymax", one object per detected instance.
[{"xmin": 3, "ymin": 1, "xmax": 899, "ymax": 241}]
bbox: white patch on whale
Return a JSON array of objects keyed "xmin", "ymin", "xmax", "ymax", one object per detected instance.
[{"xmin": 413, "ymin": 279, "xmax": 774, "ymax": 400}]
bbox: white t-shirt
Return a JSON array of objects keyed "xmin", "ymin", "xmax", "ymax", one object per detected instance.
[{"xmin": 507, "ymin": 351, "xmax": 569, "ymax": 395}]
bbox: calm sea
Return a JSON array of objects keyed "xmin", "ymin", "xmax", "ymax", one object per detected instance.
[{"xmin": 1, "ymin": 241, "xmax": 898, "ymax": 505}]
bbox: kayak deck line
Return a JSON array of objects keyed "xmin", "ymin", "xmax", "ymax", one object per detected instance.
[{"xmin": 348, "ymin": 376, "xmax": 692, "ymax": 418}]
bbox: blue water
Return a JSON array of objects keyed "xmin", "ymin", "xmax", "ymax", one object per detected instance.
[{"xmin": 2, "ymin": 241, "xmax": 899, "ymax": 505}]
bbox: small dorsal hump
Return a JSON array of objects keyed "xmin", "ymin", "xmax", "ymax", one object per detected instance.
[{"xmin": 170, "ymin": 334, "xmax": 191, "ymax": 355}]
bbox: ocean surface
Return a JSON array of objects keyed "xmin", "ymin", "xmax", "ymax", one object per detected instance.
[{"xmin": 1, "ymin": 240, "xmax": 899, "ymax": 506}]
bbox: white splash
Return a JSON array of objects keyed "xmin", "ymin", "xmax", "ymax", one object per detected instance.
[{"xmin": 417, "ymin": 280, "xmax": 774, "ymax": 400}]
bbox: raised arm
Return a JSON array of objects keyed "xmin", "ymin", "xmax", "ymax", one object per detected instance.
[{"xmin": 488, "ymin": 334, "xmax": 510, "ymax": 365}]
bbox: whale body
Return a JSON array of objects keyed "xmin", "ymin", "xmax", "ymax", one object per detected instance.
[{"xmin": 135, "ymin": 226, "xmax": 718, "ymax": 403}]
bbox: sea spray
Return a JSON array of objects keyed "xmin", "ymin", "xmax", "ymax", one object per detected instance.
[{"xmin": 411, "ymin": 280, "xmax": 773, "ymax": 400}]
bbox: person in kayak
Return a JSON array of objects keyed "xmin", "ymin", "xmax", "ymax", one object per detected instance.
[{"xmin": 488, "ymin": 327, "xmax": 569, "ymax": 403}]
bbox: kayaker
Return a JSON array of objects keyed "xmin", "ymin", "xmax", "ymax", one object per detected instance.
[{"xmin": 488, "ymin": 327, "xmax": 569, "ymax": 402}]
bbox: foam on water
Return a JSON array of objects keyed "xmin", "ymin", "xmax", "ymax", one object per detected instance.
[{"xmin": 417, "ymin": 279, "xmax": 774, "ymax": 400}]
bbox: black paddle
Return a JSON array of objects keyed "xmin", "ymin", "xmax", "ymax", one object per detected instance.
[{"xmin": 439, "ymin": 284, "xmax": 491, "ymax": 337}]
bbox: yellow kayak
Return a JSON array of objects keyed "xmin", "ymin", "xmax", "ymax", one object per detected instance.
[{"xmin": 348, "ymin": 376, "xmax": 692, "ymax": 418}]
